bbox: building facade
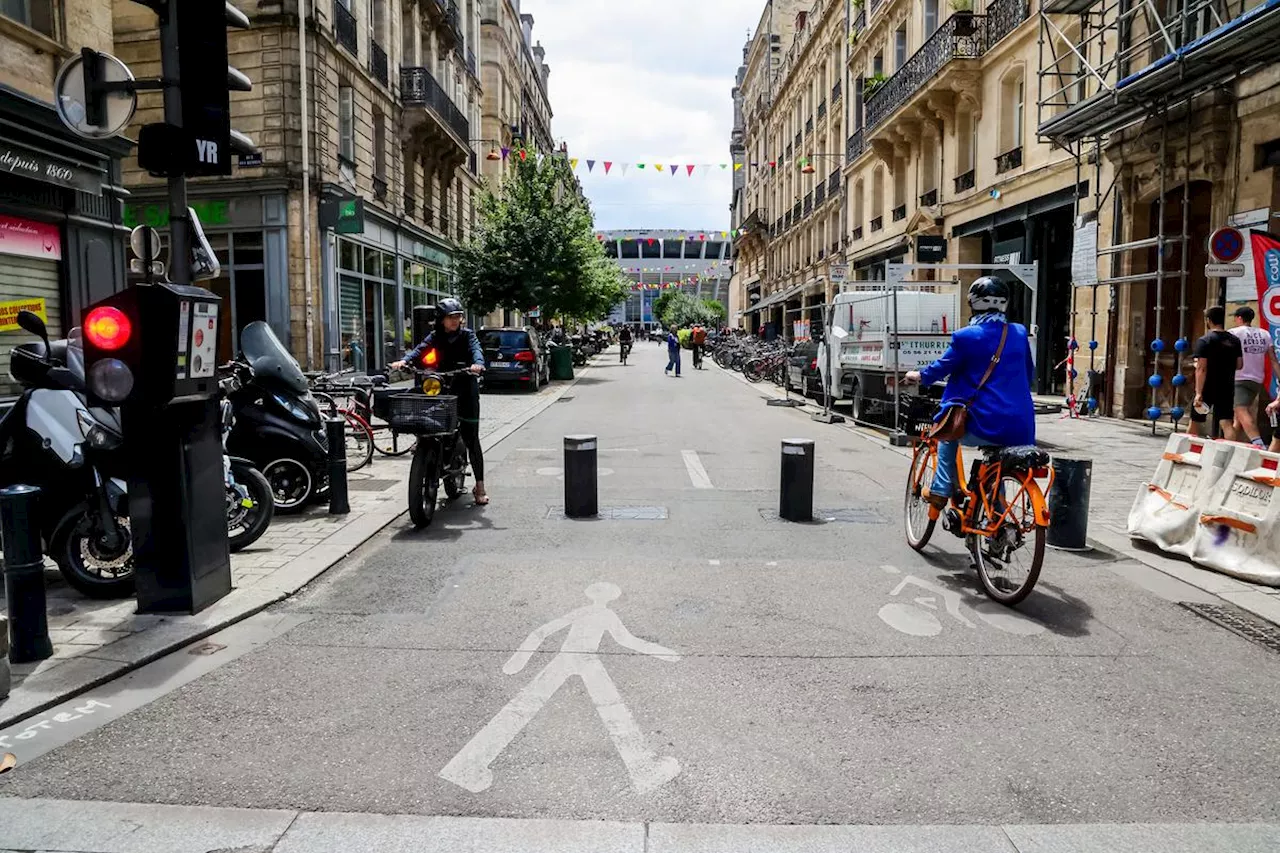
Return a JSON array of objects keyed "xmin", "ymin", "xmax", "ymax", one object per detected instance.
[
  {"xmin": 112, "ymin": 0, "xmax": 486, "ymax": 373},
  {"xmin": 478, "ymin": 0, "xmax": 552, "ymax": 187},
  {"xmin": 602, "ymin": 230, "xmax": 732, "ymax": 330},
  {"xmin": 0, "ymin": 0, "xmax": 131, "ymax": 398}
]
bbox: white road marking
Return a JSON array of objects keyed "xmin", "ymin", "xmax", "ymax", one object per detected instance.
[
  {"xmin": 515, "ymin": 448, "xmax": 640, "ymax": 453},
  {"xmin": 681, "ymin": 450, "xmax": 714, "ymax": 490},
  {"xmin": 439, "ymin": 583, "xmax": 681, "ymax": 795},
  {"xmin": 708, "ymin": 560, "xmax": 721, "ymax": 566},
  {"xmin": 766, "ymin": 561, "xmax": 778, "ymax": 567},
  {"xmin": 535, "ymin": 467, "xmax": 614, "ymax": 479},
  {"xmin": 879, "ymin": 564, "xmax": 901, "ymax": 574},
  {"xmin": 877, "ymin": 576, "xmax": 1047, "ymax": 637}
]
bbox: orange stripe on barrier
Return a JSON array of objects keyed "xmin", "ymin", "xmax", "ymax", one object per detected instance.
[
  {"xmin": 1148, "ymin": 484, "xmax": 1190, "ymax": 510},
  {"xmin": 1162, "ymin": 452, "xmax": 1184, "ymax": 463},
  {"xmin": 1248, "ymin": 475, "xmax": 1280, "ymax": 487},
  {"xmin": 1200, "ymin": 515, "xmax": 1257, "ymax": 535}
]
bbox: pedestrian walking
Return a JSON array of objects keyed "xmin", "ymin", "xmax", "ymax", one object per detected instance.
[
  {"xmin": 665, "ymin": 325, "xmax": 682, "ymax": 377},
  {"xmin": 691, "ymin": 324, "xmax": 707, "ymax": 369},
  {"xmin": 1191, "ymin": 305, "xmax": 1243, "ymax": 440},
  {"xmin": 1230, "ymin": 306, "xmax": 1280, "ymax": 447}
]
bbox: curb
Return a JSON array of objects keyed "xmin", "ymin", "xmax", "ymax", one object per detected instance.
[{"xmin": 0, "ymin": 364, "xmax": 595, "ymax": 730}]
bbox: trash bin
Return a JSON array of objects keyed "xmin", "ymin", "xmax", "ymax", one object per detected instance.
[
  {"xmin": 550, "ymin": 344, "xmax": 574, "ymax": 381},
  {"xmin": 1047, "ymin": 456, "xmax": 1091, "ymax": 551}
]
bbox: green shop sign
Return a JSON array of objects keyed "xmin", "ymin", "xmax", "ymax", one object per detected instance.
[{"xmin": 123, "ymin": 200, "xmax": 231, "ymax": 229}]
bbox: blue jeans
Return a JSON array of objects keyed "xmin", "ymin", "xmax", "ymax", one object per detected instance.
[
  {"xmin": 666, "ymin": 351, "xmax": 681, "ymax": 375},
  {"xmin": 930, "ymin": 431, "xmax": 981, "ymax": 500}
]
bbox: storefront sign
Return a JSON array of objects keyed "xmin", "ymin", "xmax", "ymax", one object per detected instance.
[
  {"xmin": 1071, "ymin": 221, "xmax": 1099, "ymax": 286},
  {"xmin": 1226, "ymin": 209, "xmax": 1271, "ymax": 302},
  {"xmin": 1250, "ymin": 231, "xmax": 1280, "ymax": 398},
  {"xmin": 0, "ymin": 141, "xmax": 101, "ymax": 195},
  {"xmin": 320, "ymin": 197, "xmax": 365, "ymax": 234},
  {"xmin": 0, "ymin": 297, "xmax": 48, "ymax": 332},
  {"xmin": 915, "ymin": 236, "xmax": 947, "ymax": 263},
  {"xmin": 0, "ymin": 215, "xmax": 62, "ymax": 260},
  {"xmin": 124, "ymin": 200, "xmax": 232, "ymax": 229}
]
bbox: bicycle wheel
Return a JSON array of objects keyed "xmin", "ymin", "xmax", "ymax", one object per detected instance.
[
  {"xmin": 904, "ymin": 442, "xmax": 938, "ymax": 551},
  {"xmin": 743, "ymin": 358, "xmax": 765, "ymax": 382},
  {"xmin": 342, "ymin": 411, "xmax": 375, "ymax": 472},
  {"xmin": 971, "ymin": 475, "xmax": 1046, "ymax": 605},
  {"xmin": 373, "ymin": 426, "xmax": 417, "ymax": 457}
]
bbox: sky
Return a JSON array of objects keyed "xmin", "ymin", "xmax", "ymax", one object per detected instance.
[{"xmin": 521, "ymin": 0, "xmax": 761, "ymax": 232}]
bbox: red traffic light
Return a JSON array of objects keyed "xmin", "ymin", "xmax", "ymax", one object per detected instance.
[
  {"xmin": 422, "ymin": 348, "xmax": 439, "ymax": 367},
  {"xmin": 85, "ymin": 306, "xmax": 132, "ymax": 351}
]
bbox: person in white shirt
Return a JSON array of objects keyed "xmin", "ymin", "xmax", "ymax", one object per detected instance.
[{"xmin": 1229, "ymin": 306, "xmax": 1280, "ymax": 448}]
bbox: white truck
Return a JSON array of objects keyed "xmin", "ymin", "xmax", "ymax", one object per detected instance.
[{"xmin": 815, "ymin": 286, "xmax": 960, "ymax": 422}]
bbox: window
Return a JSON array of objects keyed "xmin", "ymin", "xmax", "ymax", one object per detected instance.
[
  {"xmin": 338, "ymin": 84, "xmax": 355, "ymax": 167},
  {"xmin": 894, "ymin": 28, "xmax": 908, "ymax": 70},
  {"xmin": 1014, "ymin": 77, "xmax": 1024, "ymax": 147},
  {"xmin": 873, "ymin": 52, "xmax": 884, "ymax": 76},
  {"xmin": 893, "ymin": 157, "xmax": 906, "ymax": 208},
  {"xmin": 853, "ymin": 179, "xmax": 865, "ymax": 230},
  {"xmin": 871, "ymin": 167, "xmax": 884, "ymax": 218},
  {"xmin": 1000, "ymin": 69, "xmax": 1025, "ymax": 152},
  {"xmin": 370, "ymin": 0, "xmax": 386, "ymax": 45},
  {"xmin": 923, "ymin": 0, "xmax": 939, "ymax": 37},
  {"xmin": 1, "ymin": 0, "xmax": 55, "ymax": 36},
  {"xmin": 373, "ymin": 109, "xmax": 387, "ymax": 179},
  {"xmin": 957, "ymin": 110, "xmax": 975, "ymax": 172},
  {"xmin": 921, "ymin": 135, "xmax": 936, "ymax": 192}
]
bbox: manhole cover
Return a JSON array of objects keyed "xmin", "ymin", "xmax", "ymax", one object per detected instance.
[
  {"xmin": 347, "ymin": 479, "xmax": 399, "ymax": 491},
  {"xmin": 1180, "ymin": 602, "xmax": 1280, "ymax": 653},
  {"xmin": 547, "ymin": 506, "xmax": 668, "ymax": 520}
]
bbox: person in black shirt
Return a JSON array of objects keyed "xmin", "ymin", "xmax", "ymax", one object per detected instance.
[{"xmin": 1191, "ymin": 305, "xmax": 1243, "ymax": 440}]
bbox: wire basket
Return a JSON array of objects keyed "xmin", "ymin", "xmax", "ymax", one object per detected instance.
[
  {"xmin": 372, "ymin": 387, "xmax": 401, "ymax": 421},
  {"xmin": 385, "ymin": 394, "xmax": 458, "ymax": 435}
]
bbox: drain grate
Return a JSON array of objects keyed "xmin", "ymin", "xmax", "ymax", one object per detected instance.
[
  {"xmin": 1180, "ymin": 602, "xmax": 1280, "ymax": 653},
  {"xmin": 347, "ymin": 479, "xmax": 399, "ymax": 492},
  {"xmin": 547, "ymin": 505, "xmax": 668, "ymax": 520},
  {"xmin": 757, "ymin": 507, "xmax": 889, "ymax": 524}
]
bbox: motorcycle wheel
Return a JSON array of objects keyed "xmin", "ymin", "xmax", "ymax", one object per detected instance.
[
  {"xmin": 51, "ymin": 506, "xmax": 135, "ymax": 599},
  {"xmin": 443, "ymin": 439, "xmax": 469, "ymax": 500},
  {"xmin": 262, "ymin": 456, "xmax": 314, "ymax": 515},
  {"xmin": 408, "ymin": 441, "xmax": 440, "ymax": 528},
  {"xmin": 228, "ymin": 461, "xmax": 275, "ymax": 552}
]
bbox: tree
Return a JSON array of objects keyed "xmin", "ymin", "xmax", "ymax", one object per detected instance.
[
  {"xmin": 651, "ymin": 290, "xmax": 679, "ymax": 327},
  {"xmin": 455, "ymin": 150, "xmax": 626, "ymax": 324},
  {"xmin": 654, "ymin": 291, "xmax": 721, "ymax": 327},
  {"xmin": 701, "ymin": 299, "xmax": 727, "ymax": 325}
]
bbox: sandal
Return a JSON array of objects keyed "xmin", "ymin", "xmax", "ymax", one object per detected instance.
[{"xmin": 473, "ymin": 487, "xmax": 490, "ymax": 506}]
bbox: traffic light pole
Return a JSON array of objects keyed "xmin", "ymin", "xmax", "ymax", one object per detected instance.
[{"xmin": 158, "ymin": 1, "xmax": 190, "ymax": 285}]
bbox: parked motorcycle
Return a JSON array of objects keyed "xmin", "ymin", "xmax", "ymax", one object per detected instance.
[
  {"xmin": 219, "ymin": 374, "xmax": 274, "ymax": 551},
  {"xmin": 223, "ymin": 321, "xmax": 329, "ymax": 514},
  {"xmin": 389, "ymin": 363, "xmax": 470, "ymax": 528},
  {"xmin": 0, "ymin": 311, "xmax": 133, "ymax": 598}
]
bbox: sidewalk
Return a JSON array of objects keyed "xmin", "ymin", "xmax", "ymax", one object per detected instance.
[
  {"xmin": 728, "ymin": 370, "xmax": 1280, "ymax": 627},
  {"xmin": 0, "ymin": 368, "xmax": 588, "ymax": 729}
]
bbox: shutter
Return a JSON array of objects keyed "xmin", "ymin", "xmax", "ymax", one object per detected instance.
[{"xmin": 0, "ymin": 256, "xmax": 61, "ymax": 400}]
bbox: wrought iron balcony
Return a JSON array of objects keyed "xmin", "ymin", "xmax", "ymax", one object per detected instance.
[
  {"xmin": 854, "ymin": 8, "xmax": 866, "ymax": 31},
  {"xmin": 828, "ymin": 172, "xmax": 839, "ymax": 194},
  {"xmin": 401, "ymin": 66, "xmax": 470, "ymax": 148},
  {"xmin": 847, "ymin": 129, "xmax": 865, "ymax": 162},
  {"xmin": 373, "ymin": 175, "xmax": 388, "ymax": 201},
  {"xmin": 804, "ymin": 192, "xmax": 814, "ymax": 215},
  {"xmin": 370, "ymin": 41, "xmax": 388, "ymax": 86},
  {"xmin": 831, "ymin": 240, "xmax": 839, "ymax": 254},
  {"xmin": 785, "ymin": 211, "xmax": 793, "ymax": 229},
  {"xmin": 786, "ymin": 143, "xmax": 793, "ymax": 161},
  {"xmin": 792, "ymin": 201, "xmax": 802, "ymax": 220},
  {"xmin": 869, "ymin": 0, "xmax": 883, "ymax": 15},
  {"xmin": 815, "ymin": 183, "xmax": 826, "ymax": 205},
  {"xmin": 865, "ymin": 13, "xmax": 985, "ymax": 131},
  {"xmin": 817, "ymin": 101, "xmax": 826, "ymax": 120},
  {"xmin": 795, "ymin": 131, "xmax": 802, "ymax": 148},
  {"xmin": 334, "ymin": 1, "xmax": 357, "ymax": 56},
  {"xmin": 892, "ymin": 204, "xmax": 906, "ymax": 221},
  {"xmin": 870, "ymin": 216, "xmax": 883, "ymax": 232},
  {"xmin": 852, "ymin": 225, "xmax": 864, "ymax": 241},
  {"xmin": 955, "ymin": 169, "xmax": 976, "ymax": 192},
  {"xmin": 919, "ymin": 188, "xmax": 938, "ymax": 207},
  {"xmin": 986, "ymin": 0, "xmax": 1029, "ymax": 48},
  {"xmin": 741, "ymin": 208, "xmax": 765, "ymax": 232},
  {"xmin": 995, "ymin": 146, "xmax": 1023, "ymax": 173},
  {"xmin": 818, "ymin": 249, "xmax": 825, "ymax": 261},
  {"xmin": 831, "ymin": 81, "xmax": 842, "ymax": 103}
]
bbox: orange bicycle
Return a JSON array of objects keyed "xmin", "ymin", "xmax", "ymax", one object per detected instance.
[{"xmin": 904, "ymin": 432, "xmax": 1054, "ymax": 605}]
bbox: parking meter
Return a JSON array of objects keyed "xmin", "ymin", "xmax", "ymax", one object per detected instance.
[{"xmin": 81, "ymin": 283, "xmax": 232, "ymax": 614}]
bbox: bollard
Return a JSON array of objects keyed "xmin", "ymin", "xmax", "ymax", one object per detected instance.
[
  {"xmin": 0, "ymin": 485, "xmax": 53, "ymax": 664},
  {"xmin": 564, "ymin": 434, "xmax": 599, "ymax": 518},
  {"xmin": 779, "ymin": 438, "xmax": 815, "ymax": 522},
  {"xmin": 1047, "ymin": 456, "xmax": 1092, "ymax": 551},
  {"xmin": 326, "ymin": 419, "xmax": 350, "ymax": 515}
]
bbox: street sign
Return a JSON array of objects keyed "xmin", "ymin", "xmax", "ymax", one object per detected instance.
[
  {"xmin": 915, "ymin": 236, "xmax": 947, "ymax": 263},
  {"xmin": 1263, "ymin": 288, "xmax": 1280, "ymax": 327},
  {"xmin": 1209, "ymin": 227, "xmax": 1245, "ymax": 263},
  {"xmin": 1206, "ymin": 263, "xmax": 1246, "ymax": 277},
  {"xmin": 829, "ymin": 263, "xmax": 848, "ymax": 283},
  {"xmin": 54, "ymin": 49, "xmax": 136, "ymax": 140}
]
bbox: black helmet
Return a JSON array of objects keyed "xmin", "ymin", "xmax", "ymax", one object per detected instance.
[
  {"xmin": 967, "ymin": 276, "xmax": 1009, "ymax": 314},
  {"xmin": 437, "ymin": 297, "xmax": 465, "ymax": 317}
]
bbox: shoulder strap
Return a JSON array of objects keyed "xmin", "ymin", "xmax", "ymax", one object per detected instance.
[{"xmin": 966, "ymin": 323, "xmax": 1009, "ymax": 405}]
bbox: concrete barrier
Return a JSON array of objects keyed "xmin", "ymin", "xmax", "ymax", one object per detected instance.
[
  {"xmin": 1127, "ymin": 435, "xmax": 1236, "ymax": 556},
  {"xmin": 1189, "ymin": 444, "xmax": 1280, "ymax": 586}
]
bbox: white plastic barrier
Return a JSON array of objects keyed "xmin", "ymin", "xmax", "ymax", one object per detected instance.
[
  {"xmin": 1127, "ymin": 435, "xmax": 1236, "ymax": 556},
  {"xmin": 1189, "ymin": 444, "xmax": 1280, "ymax": 586}
]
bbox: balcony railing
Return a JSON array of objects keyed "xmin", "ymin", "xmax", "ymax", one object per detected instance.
[
  {"xmin": 892, "ymin": 204, "xmax": 906, "ymax": 221},
  {"xmin": 831, "ymin": 81, "xmax": 842, "ymax": 103},
  {"xmin": 847, "ymin": 129, "xmax": 865, "ymax": 162},
  {"xmin": 865, "ymin": 13, "xmax": 985, "ymax": 130},
  {"xmin": 742, "ymin": 208, "xmax": 765, "ymax": 232},
  {"xmin": 818, "ymin": 249, "xmax": 825, "ymax": 261},
  {"xmin": 400, "ymin": 66, "xmax": 470, "ymax": 144},
  {"xmin": 920, "ymin": 188, "xmax": 938, "ymax": 207},
  {"xmin": 995, "ymin": 146, "xmax": 1023, "ymax": 173},
  {"xmin": 852, "ymin": 225, "xmax": 864, "ymax": 241},
  {"xmin": 786, "ymin": 143, "xmax": 793, "ymax": 161},
  {"xmin": 373, "ymin": 175, "xmax": 388, "ymax": 201},
  {"xmin": 831, "ymin": 240, "xmax": 839, "ymax": 254},
  {"xmin": 828, "ymin": 172, "xmax": 839, "ymax": 194},
  {"xmin": 815, "ymin": 183, "xmax": 826, "ymax": 205},
  {"xmin": 869, "ymin": 0, "xmax": 883, "ymax": 15},
  {"xmin": 785, "ymin": 211, "xmax": 793, "ymax": 229},
  {"xmin": 955, "ymin": 169, "xmax": 976, "ymax": 192},
  {"xmin": 370, "ymin": 41, "xmax": 388, "ymax": 86},
  {"xmin": 854, "ymin": 8, "xmax": 866, "ymax": 31},
  {"xmin": 334, "ymin": 1, "xmax": 357, "ymax": 56},
  {"xmin": 987, "ymin": 0, "xmax": 1030, "ymax": 48},
  {"xmin": 817, "ymin": 101, "xmax": 826, "ymax": 120},
  {"xmin": 795, "ymin": 131, "xmax": 802, "ymax": 148},
  {"xmin": 870, "ymin": 216, "xmax": 883, "ymax": 232},
  {"xmin": 792, "ymin": 201, "xmax": 801, "ymax": 220}
]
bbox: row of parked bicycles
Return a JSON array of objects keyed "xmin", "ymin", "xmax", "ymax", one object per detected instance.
[{"xmin": 708, "ymin": 337, "xmax": 797, "ymax": 386}]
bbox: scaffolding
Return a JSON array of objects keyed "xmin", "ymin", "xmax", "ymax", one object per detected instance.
[{"xmin": 1035, "ymin": 0, "xmax": 1280, "ymax": 427}]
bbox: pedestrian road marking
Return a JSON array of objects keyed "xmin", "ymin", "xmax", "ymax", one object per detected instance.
[
  {"xmin": 439, "ymin": 583, "xmax": 681, "ymax": 795},
  {"xmin": 681, "ymin": 450, "xmax": 714, "ymax": 489}
]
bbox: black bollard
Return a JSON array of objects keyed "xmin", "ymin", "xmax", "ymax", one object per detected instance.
[
  {"xmin": 779, "ymin": 438, "xmax": 815, "ymax": 522},
  {"xmin": 1, "ymin": 485, "xmax": 53, "ymax": 664},
  {"xmin": 564, "ymin": 434, "xmax": 599, "ymax": 518},
  {"xmin": 326, "ymin": 419, "xmax": 350, "ymax": 515},
  {"xmin": 1047, "ymin": 456, "xmax": 1092, "ymax": 551}
]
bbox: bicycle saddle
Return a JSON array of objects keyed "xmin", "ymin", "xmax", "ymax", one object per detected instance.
[{"xmin": 985, "ymin": 445, "xmax": 1050, "ymax": 471}]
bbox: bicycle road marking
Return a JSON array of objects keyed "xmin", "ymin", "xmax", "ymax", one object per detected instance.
[{"xmin": 681, "ymin": 450, "xmax": 715, "ymax": 489}]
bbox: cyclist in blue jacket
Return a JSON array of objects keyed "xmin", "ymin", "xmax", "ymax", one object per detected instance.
[{"xmin": 904, "ymin": 277, "xmax": 1036, "ymax": 508}]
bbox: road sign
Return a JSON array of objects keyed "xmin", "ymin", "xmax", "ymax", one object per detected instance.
[
  {"xmin": 1263, "ymin": 288, "xmax": 1280, "ymax": 327},
  {"xmin": 54, "ymin": 49, "xmax": 136, "ymax": 140},
  {"xmin": 1209, "ymin": 227, "xmax": 1245, "ymax": 263},
  {"xmin": 1206, "ymin": 263, "xmax": 1246, "ymax": 277}
]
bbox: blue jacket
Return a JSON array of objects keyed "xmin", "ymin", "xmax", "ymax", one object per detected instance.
[
  {"xmin": 918, "ymin": 320, "xmax": 1036, "ymax": 446},
  {"xmin": 667, "ymin": 333, "xmax": 680, "ymax": 354}
]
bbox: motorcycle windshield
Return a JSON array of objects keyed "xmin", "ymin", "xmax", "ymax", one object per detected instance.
[
  {"xmin": 240, "ymin": 321, "xmax": 308, "ymax": 393},
  {"xmin": 66, "ymin": 327, "xmax": 86, "ymax": 383}
]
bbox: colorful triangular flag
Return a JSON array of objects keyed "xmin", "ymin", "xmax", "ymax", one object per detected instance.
[
  {"xmin": 620, "ymin": 163, "xmax": 630, "ymax": 176},
  {"xmin": 569, "ymin": 158, "xmax": 579, "ymax": 171},
  {"xmin": 501, "ymin": 147, "xmax": 511, "ymax": 160},
  {"xmin": 519, "ymin": 149, "xmax": 527, "ymax": 161},
  {"xmin": 733, "ymin": 163, "xmax": 744, "ymax": 171},
  {"xmin": 586, "ymin": 159, "xmax": 595, "ymax": 172},
  {"xmin": 721, "ymin": 163, "xmax": 728, "ymax": 170},
  {"xmin": 637, "ymin": 163, "xmax": 646, "ymax": 170},
  {"xmin": 654, "ymin": 163, "xmax": 663, "ymax": 172},
  {"xmin": 603, "ymin": 161, "xmax": 612, "ymax": 174},
  {"xmin": 686, "ymin": 164, "xmax": 696, "ymax": 176}
]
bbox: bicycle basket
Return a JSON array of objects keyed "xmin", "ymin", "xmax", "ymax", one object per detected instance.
[
  {"xmin": 385, "ymin": 394, "xmax": 458, "ymax": 435},
  {"xmin": 372, "ymin": 387, "xmax": 401, "ymax": 421}
]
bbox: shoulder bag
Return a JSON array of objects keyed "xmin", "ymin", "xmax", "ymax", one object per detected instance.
[{"xmin": 928, "ymin": 323, "xmax": 1009, "ymax": 442}]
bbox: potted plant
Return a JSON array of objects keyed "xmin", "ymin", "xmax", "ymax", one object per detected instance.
[
  {"xmin": 950, "ymin": 0, "xmax": 976, "ymax": 35},
  {"xmin": 863, "ymin": 72, "xmax": 889, "ymax": 97}
]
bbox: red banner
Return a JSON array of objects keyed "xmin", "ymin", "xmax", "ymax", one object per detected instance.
[{"xmin": 1250, "ymin": 230, "xmax": 1280, "ymax": 396}]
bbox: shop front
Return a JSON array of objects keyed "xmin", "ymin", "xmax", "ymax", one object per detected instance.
[{"xmin": 0, "ymin": 87, "xmax": 130, "ymax": 401}]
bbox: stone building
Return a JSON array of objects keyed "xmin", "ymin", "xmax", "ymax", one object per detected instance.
[
  {"xmin": 479, "ymin": 0, "xmax": 553, "ymax": 187},
  {"xmin": 112, "ymin": 0, "xmax": 485, "ymax": 372},
  {"xmin": 0, "ymin": 0, "xmax": 130, "ymax": 399}
]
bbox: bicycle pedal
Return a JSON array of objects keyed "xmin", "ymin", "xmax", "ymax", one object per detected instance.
[{"xmin": 943, "ymin": 507, "xmax": 966, "ymax": 538}]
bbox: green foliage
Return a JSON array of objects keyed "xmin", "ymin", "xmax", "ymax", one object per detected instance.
[
  {"xmin": 677, "ymin": 329, "xmax": 692, "ymax": 349},
  {"xmin": 701, "ymin": 299, "xmax": 727, "ymax": 325},
  {"xmin": 651, "ymin": 290, "xmax": 679, "ymax": 328},
  {"xmin": 653, "ymin": 291, "xmax": 725, "ymax": 328},
  {"xmin": 455, "ymin": 150, "xmax": 627, "ymax": 324}
]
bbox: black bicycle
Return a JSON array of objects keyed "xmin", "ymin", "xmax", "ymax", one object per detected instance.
[
  {"xmin": 386, "ymin": 368, "xmax": 471, "ymax": 528},
  {"xmin": 620, "ymin": 340, "xmax": 633, "ymax": 365}
]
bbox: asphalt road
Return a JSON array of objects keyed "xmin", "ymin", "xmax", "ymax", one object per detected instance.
[{"xmin": 4, "ymin": 343, "xmax": 1280, "ymax": 829}]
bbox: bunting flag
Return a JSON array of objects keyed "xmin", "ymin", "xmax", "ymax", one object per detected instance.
[
  {"xmin": 734, "ymin": 163, "xmax": 743, "ymax": 171},
  {"xmin": 570, "ymin": 158, "xmax": 579, "ymax": 171},
  {"xmin": 637, "ymin": 163, "xmax": 646, "ymax": 170},
  {"xmin": 586, "ymin": 159, "xmax": 595, "ymax": 172},
  {"xmin": 620, "ymin": 163, "xmax": 629, "ymax": 176},
  {"xmin": 654, "ymin": 163, "xmax": 663, "ymax": 172},
  {"xmin": 603, "ymin": 161, "xmax": 612, "ymax": 174},
  {"xmin": 686, "ymin": 164, "xmax": 696, "ymax": 176},
  {"xmin": 501, "ymin": 147, "xmax": 511, "ymax": 160},
  {"xmin": 519, "ymin": 149, "xmax": 527, "ymax": 161}
]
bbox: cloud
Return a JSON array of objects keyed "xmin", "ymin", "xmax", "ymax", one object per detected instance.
[{"xmin": 521, "ymin": 0, "xmax": 758, "ymax": 230}]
